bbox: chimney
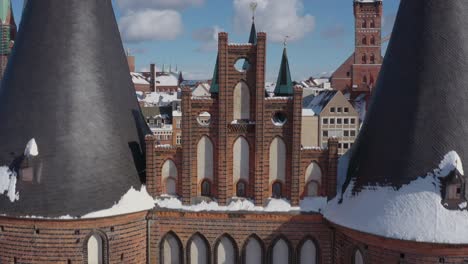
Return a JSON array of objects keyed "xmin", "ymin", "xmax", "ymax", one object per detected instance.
[{"xmin": 150, "ymin": 63, "xmax": 156, "ymax": 92}]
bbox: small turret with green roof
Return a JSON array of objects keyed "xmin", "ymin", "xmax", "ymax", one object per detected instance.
[{"xmin": 274, "ymin": 46, "xmax": 294, "ymax": 96}]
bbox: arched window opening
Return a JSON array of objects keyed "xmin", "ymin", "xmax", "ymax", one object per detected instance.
[
  {"xmin": 201, "ymin": 180, "xmax": 212, "ymax": 197},
  {"xmin": 161, "ymin": 233, "xmax": 181, "ymax": 264},
  {"xmin": 272, "ymin": 182, "xmax": 283, "ymax": 198},
  {"xmin": 370, "ymin": 36, "xmax": 376, "ymax": 45},
  {"xmin": 361, "ymin": 20, "xmax": 367, "ymax": 28},
  {"xmin": 307, "ymin": 181, "xmax": 319, "ymax": 197},
  {"xmin": 236, "ymin": 181, "xmax": 247, "ymax": 197},
  {"xmin": 300, "ymin": 239, "xmax": 317, "ymax": 264},
  {"xmin": 216, "ymin": 236, "xmax": 236, "ymax": 264},
  {"xmin": 370, "ymin": 20, "xmax": 375, "ymax": 28},
  {"xmin": 362, "ymin": 36, "xmax": 367, "ymax": 45},
  {"xmin": 87, "ymin": 234, "xmax": 103, "ymax": 264},
  {"xmin": 362, "ymin": 75, "xmax": 368, "ymax": 84},
  {"xmin": 233, "ymin": 81, "xmax": 250, "ymax": 120},
  {"xmin": 269, "ymin": 138, "xmax": 286, "ymax": 184},
  {"xmin": 305, "ymin": 162, "xmax": 322, "ymax": 197},
  {"xmin": 197, "ymin": 136, "xmax": 214, "ymax": 182},
  {"xmin": 362, "ymin": 54, "xmax": 367, "ymax": 64},
  {"xmin": 244, "ymin": 236, "xmax": 262, "ymax": 264},
  {"xmin": 233, "ymin": 137, "xmax": 249, "ymax": 191},
  {"xmin": 354, "ymin": 249, "xmax": 364, "ymax": 264},
  {"xmin": 370, "ymin": 54, "xmax": 375, "ymax": 64},
  {"xmin": 272, "ymin": 239, "xmax": 289, "ymax": 264},
  {"xmin": 162, "ymin": 160, "xmax": 178, "ymax": 195},
  {"xmin": 166, "ymin": 178, "xmax": 177, "ymax": 196},
  {"xmin": 189, "ymin": 235, "xmax": 209, "ymax": 264}
]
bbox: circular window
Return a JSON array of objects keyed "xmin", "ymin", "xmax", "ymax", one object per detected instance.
[
  {"xmin": 272, "ymin": 112, "xmax": 287, "ymax": 126},
  {"xmin": 197, "ymin": 112, "xmax": 211, "ymax": 126},
  {"xmin": 234, "ymin": 58, "xmax": 250, "ymax": 72}
]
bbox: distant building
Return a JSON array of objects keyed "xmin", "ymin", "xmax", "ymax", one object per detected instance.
[
  {"xmin": 302, "ymin": 90, "xmax": 360, "ymax": 154},
  {"xmin": 330, "ymin": 0, "xmax": 383, "ymax": 98},
  {"xmin": 129, "ymin": 61, "xmax": 183, "ymax": 93},
  {"xmin": 0, "ymin": 0, "xmax": 16, "ymax": 80}
]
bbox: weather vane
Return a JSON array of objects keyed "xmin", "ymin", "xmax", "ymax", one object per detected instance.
[
  {"xmin": 283, "ymin": 36, "xmax": 290, "ymax": 47},
  {"xmin": 250, "ymin": 2, "xmax": 258, "ymax": 21}
]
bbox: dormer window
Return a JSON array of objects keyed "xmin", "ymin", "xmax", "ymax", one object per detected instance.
[{"xmin": 442, "ymin": 168, "xmax": 467, "ymax": 210}]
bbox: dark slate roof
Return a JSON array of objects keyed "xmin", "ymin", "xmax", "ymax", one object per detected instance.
[
  {"xmin": 346, "ymin": 0, "xmax": 468, "ymax": 193},
  {"xmin": 243, "ymin": 21, "xmax": 257, "ymax": 71},
  {"xmin": 274, "ymin": 48, "xmax": 293, "ymax": 96},
  {"xmin": 0, "ymin": 0, "xmax": 150, "ymax": 217},
  {"xmin": 209, "ymin": 55, "xmax": 219, "ymax": 94}
]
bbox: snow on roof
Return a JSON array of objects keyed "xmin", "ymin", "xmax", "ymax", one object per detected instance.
[
  {"xmin": 324, "ymin": 151, "xmax": 468, "ymax": 244},
  {"xmin": 304, "ymin": 90, "xmax": 337, "ymax": 115},
  {"xmin": 172, "ymin": 110, "xmax": 182, "ymax": 117},
  {"xmin": 302, "ymin": 108, "xmax": 316, "ymax": 117},
  {"xmin": 131, "ymin": 72, "xmax": 149, "ymax": 85},
  {"xmin": 156, "ymin": 73, "xmax": 178, "ymax": 86},
  {"xmin": 24, "ymin": 138, "xmax": 38, "ymax": 157},
  {"xmin": 0, "ymin": 167, "xmax": 19, "ymax": 202},
  {"xmin": 82, "ymin": 186, "xmax": 155, "ymax": 219},
  {"xmin": 141, "ymin": 91, "xmax": 178, "ymax": 107}
]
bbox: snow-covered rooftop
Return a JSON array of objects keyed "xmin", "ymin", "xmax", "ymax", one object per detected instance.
[
  {"xmin": 140, "ymin": 91, "xmax": 178, "ymax": 107},
  {"xmin": 304, "ymin": 90, "xmax": 337, "ymax": 115},
  {"xmin": 325, "ymin": 151, "xmax": 468, "ymax": 244},
  {"xmin": 131, "ymin": 72, "xmax": 149, "ymax": 85}
]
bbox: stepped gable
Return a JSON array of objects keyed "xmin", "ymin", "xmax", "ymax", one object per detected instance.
[
  {"xmin": 346, "ymin": 0, "xmax": 468, "ymax": 192},
  {"xmin": 0, "ymin": 0, "xmax": 150, "ymax": 217}
]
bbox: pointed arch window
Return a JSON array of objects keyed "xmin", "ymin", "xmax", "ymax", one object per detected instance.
[
  {"xmin": 161, "ymin": 233, "xmax": 182, "ymax": 264},
  {"xmin": 370, "ymin": 20, "xmax": 375, "ymax": 28},
  {"xmin": 362, "ymin": 75, "xmax": 368, "ymax": 84},
  {"xmin": 201, "ymin": 180, "xmax": 212, "ymax": 197},
  {"xmin": 362, "ymin": 20, "xmax": 367, "ymax": 28},
  {"xmin": 305, "ymin": 162, "xmax": 322, "ymax": 197},
  {"xmin": 354, "ymin": 249, "xmax": 364, "ymax": 264},
  {"xmin": 243, "ymin": 236, "xmax": 263, "ymax": 264},
  {"xmin": 299, "ymin": 239, "xmax": 318, "ymax": 264},
  {"xmin": 197, "ymin": 136, "xmax": 214, "ymax": 182},
  {"xmin": 272, "ymin": 239, "xmax": 289, "ymax": 264},
  {"xmin": 272, "ymin": 182, "xmax": 283, "ymax": 198},
  {"xmin": 162, "ymin": 160, "xmax": 178, "ymax": 195},
  {"xmin": 216, "ymin": 236, "xmax": 237, "ymax": 264},
  {"xmin": 236, "ymin": 180, "xmax": 247, "ymax": 197},
  {"xmin": 362, "ymin": 54, "xmax": 367, "ymax": 64},
  {"xmin": 362, "ymin": 36, "xmax": 367, "ymax": 45},
  {"xmin": 189, "ymin": 234, "xmax": 209, "ymax": 264},
  {"xmin": 233, "ymin": 81, "xmax": 250, "ymax": 120},
  {"xmin": 370, "ymin": 54, "xmax": 375, "ymax": 64},
  {"xmin": 370, "ymin": 36, "xmax": 376, "ymax": 45}
]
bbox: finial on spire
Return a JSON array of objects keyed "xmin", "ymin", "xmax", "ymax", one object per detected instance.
[
  {"xmin": 250, "ymin": 2, "xmax": 258, "ymax": 21},
  {"xmin": 283, "ymin": 36, "xmax": 290, "ymax": 48}
]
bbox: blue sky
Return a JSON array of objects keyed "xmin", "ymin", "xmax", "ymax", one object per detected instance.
[{"xmin": 12, "ymin": 0, "xmax": 400, "ymax": 82}]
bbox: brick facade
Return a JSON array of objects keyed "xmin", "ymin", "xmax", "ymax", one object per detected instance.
[
  {"xmin": 0, "ymin": 212, "xmax": 148, "ymax": 264},
  {"xmin": 331, "ymin": 0, "xmax": 383, "ymax": 96}
]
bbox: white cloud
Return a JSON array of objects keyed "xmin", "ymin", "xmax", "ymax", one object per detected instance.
[
  {"xmin": 233, "ymin": 0, "xmax": 315, "ymax": 43},
  {"xmin": 115, "ymin": 0, "xmax": 204, "ymax": 12},
  {"xmin": 192, "ymin": 25, "xmax": 224, "ymax": 52},
  {"xmin": 119, "ymin": 9, "xmax": 183, "ymax": 43}
]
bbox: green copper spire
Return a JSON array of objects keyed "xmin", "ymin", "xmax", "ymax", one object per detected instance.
[
  {"xmin": 0, "ymin": 0, "xmax": 10, "ymax": 24},
  {"xmin": 274, "ymin": 47, "xmax": 293, "ymax": 96},
  {"xmin": 248, "ymin": 21, "xmax": 257, "ymax": 45},
  {"xmin": 209, "ymin": 55, "xmax": 219, "ymax": 94}
]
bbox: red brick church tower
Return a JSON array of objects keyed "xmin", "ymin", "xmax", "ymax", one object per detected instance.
[{"xmin": 331, "ymin": 0, "xmax": 383, "ymax": 96}]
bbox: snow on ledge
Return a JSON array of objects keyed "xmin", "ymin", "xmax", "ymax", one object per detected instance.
[
  {"xmin": 324, "ymin": 151, "xmax": 468, "ymax": 244},
  {"xmin": 155, "ymin": 196, "xmax": 327, "ymax": 213}
]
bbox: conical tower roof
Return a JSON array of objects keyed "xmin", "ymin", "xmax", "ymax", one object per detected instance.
[
  {"xmin": 274, "ymin": 47, "xmax": 293, "ymax": 96},
  {"xmin": 346, "ymin": 0, "xmax": 468, "ymax": 192},
  {"xmin": 0, "ymin": 0, "xmax": 150, "ymax": 217},
  {"xmin": 209, "ymin": 55, "xmax": 219, "ymax": 94}
]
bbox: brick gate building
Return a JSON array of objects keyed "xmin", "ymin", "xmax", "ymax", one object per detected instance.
[{"xmin": 2, "ymin": 1, "xmax": 468, "ymax": 264}]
